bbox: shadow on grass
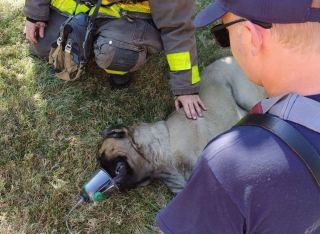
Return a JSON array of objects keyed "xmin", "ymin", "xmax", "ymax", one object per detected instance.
[
  {"xmin": 0, "ymin": 28, "xmax": 174, "ymax": 233},
  {"xmin": 1, "ymin": 0, "xmax": 230, "ymax": 232}
]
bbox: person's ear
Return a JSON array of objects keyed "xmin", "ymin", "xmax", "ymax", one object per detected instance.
[{"xmin": 244, "ymin": 21, "xmax": 263, "ymax": 56}]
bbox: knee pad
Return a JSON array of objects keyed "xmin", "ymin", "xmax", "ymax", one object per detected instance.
[
  {"xmin": 94, "ymin": 17, "xmax": 162, "ymax": 73},
  {"xmin": 94, "ymin": 38, "xmax": 147, "ymax": 73},
  {"xmin": 30, "ymin": 43, "xmax": 51, "ymax": 58}
]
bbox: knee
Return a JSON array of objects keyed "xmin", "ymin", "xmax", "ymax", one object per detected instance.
[
  {"xmin": 29, "ymin": 42, "xmax": 51, "ymax": 58},
  {"xmin": 94, "ymin": 38, "xmax": 147, "ymax": 73}
]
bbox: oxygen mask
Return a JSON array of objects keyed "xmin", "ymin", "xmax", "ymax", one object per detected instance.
[{"xmin": 66, "ymin": 168, "xmax": 119, "ymax": 233}]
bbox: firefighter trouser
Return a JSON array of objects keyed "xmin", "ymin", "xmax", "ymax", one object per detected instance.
[{"xmin": 29, "ymin": 9, "xmax": 164, "ymax": 73}]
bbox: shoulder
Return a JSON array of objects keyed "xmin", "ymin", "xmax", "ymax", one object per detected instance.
[
  {"xmin": 199, "ymin": 125, "xmax": 293, "ymax": 186},
  {"xmin": 202, "ymin": 125, "xmax": 280, "ymax": 162}
]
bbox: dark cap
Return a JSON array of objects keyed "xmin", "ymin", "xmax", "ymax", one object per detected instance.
[{"xmin": 194, "ymin": 0, "xmax": 320, "ymax": 28}]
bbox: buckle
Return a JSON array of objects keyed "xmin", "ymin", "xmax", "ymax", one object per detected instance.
[
  {"xmin": 84, "ymin": 0, "xmax": 96, "ymax": 8},
  {"xmin": 57, "ymin": 37, "xmax": 62, "ymax": 45},
  {"xmin": 65, "ymin": 40, "xmax": 72, "ymax": 53}
]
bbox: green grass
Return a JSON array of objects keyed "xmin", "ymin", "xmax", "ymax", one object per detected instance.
[{"xmin": 0, "ymin": 0, "xmax": 231, "ymax": 233}]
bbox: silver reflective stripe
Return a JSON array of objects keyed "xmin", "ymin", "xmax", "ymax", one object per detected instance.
[
  {"xmin": 260, "ymin": 93, "xmax": 320, "ymax": 134},
  {"xmin": 260, "ymin": 95, "xmax": 285, "ymax": 113}
]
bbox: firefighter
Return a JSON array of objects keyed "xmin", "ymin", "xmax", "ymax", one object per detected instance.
[{"xmin": 23, "ymin": 0, "xmax": 206, "ymax": 119}]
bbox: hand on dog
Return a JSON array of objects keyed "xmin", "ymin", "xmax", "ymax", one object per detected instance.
[
  {"xmin": 175, "ymin": 94, "xmax": 206, "ymax": 120},
  {"xmin": 24, "ymin": 20, "xmax": 46, "ymax": 44}
]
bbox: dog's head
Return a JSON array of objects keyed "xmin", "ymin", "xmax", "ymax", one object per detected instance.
[{"xmin": 98, "ymin": 126, "xmax": 153, "ymax": 191}]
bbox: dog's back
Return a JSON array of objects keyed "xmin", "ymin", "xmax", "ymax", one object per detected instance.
[{"xmin": 166, "ymin": 57, "xmax": 266, "ymax": 179}]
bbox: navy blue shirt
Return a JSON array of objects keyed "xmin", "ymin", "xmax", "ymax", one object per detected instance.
[{"xmin": 156, "ymin": 95, "xmax": 320, "ymax": 234}]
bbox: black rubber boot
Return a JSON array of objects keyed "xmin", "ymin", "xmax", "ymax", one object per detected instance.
[{"xmin": 109, "ymin": 72, "xmax": 132, "ymax": 89}]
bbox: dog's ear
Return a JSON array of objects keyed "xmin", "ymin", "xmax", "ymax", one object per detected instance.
[{"xmin": 101, "ymin": 126, "xmax": 127, "ymax": 139}]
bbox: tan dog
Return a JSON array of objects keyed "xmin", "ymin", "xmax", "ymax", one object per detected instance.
[{"xmin": 98, "ymin": 57, "xmax": 267, "ymax": 193}]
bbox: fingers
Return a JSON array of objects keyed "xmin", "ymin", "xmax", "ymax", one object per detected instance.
[
  {"xmin": 197, "ymin": 98, "xmax": 207, "ymax": 112},
  {"xmin": 188, "ymin": 102, "xmax": 198, "ymax": 120},
  {"xmin": 187, "ymin": 100, "xmax": 203, "ymax": 120},
  {"xmin": 25, "ymin": 21, "xmax": 46, "ymax": 43},
  {"xmin": 193, "ymin": 101, "xmax": 203, "ymax": 118},
  {"xmin": 175, "ymin": 98, "xmax": 193, "ymax": 119},
  {"xmin": 175, "ymin": 95, "xmax": 206, "ymax": 120},
  {"xmin": 26, "ymin": 30, "xmax": 38, "ymax": 44},
  {"xmin": 185, "ymin": 103, "xmax": 193, "ymax": 120},
  {"xmin": 39, "ymin": 26, "xmax": 45, "ymax": 38},
  {"xmin": 36, "ymin": 22, "xmax": 46, "ymax": 38},
  {"xmin": 25, "ymin": 21, "xmax": 38, "ymax": 43}
]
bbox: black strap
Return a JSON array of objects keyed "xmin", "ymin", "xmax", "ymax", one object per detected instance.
[
  {"xmin": 89, "ymin": 0, "xmax": 102, "ymax": 23},
  {"xmin": 235, "ymin": 113, "xmax": 320, "ymax": 189}
]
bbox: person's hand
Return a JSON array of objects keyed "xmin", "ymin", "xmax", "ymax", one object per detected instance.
[
  {"xmin": 175, "ymin": 94, "xmax": 207, "ymax": 120},
  {"xmin": 24, "ymin": 20, "xmax": 46, "ymax": 43}
]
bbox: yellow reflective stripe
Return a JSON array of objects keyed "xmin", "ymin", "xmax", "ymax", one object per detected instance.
[
  {"xmin": 51, "ymin": 0, "xmax": 120, "ymax": 17},
  {"xmin": 51, "ymin": 0, "xmax": 150, "ymax": 17},
  {"xmin": 191, "ymin": 65, "xmax": 201, "ymax": 84},
  {"xmin": 102, "ymin": 0, "xmax": 112, "ymax": 4},
  {"xmin": 105, "ymin": 69, "xmax": 128, "ymax": 75},
  {"xmin": 51, "ymin": 0, "xmax": 89, "ymax": 15},
  {"xmin": 120, "ymin": 1, "xmax": 150, "ymax": 14},
  {"xmin": 89, "ymin": 5, "xmax": 120, "ymax": 17},
  {"xmin": 166, "ymin": 52, "xmax": 191, "ymax": 71}
]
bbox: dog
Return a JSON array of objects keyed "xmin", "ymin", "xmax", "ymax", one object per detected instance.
[{"xmin": 98, "ymin": 57, "xmax": 267, "ymax": 194}]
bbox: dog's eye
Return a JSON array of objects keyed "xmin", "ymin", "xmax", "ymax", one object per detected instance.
[{"xmin": 115, "ymin": 161, "xmax": 125, "ymax": 175}]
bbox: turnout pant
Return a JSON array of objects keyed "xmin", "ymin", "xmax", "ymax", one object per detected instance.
[{"xmin": 30, "ymin": 9, "xmax": 163, "ymax": 74}]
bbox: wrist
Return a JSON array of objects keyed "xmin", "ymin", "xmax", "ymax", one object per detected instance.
[
  {"xmin": 26, "ymin": 17, "xmax": 48, "ymax": 25},
  {"xmin": 175, "ymin": 93, "xmax": 198, "ymax": 97}
]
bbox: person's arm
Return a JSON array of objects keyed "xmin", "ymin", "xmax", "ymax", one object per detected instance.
[
  {"xmin": 156, "ymin": 157, "xmax": 245, "ymax": 233},
  {"xmin": 149, "ymin": 0, "xmax": 206, "ymax": 119},
  {"xmin": 23, "ymin": 0, "xmax": 51, "ymax": 43}
]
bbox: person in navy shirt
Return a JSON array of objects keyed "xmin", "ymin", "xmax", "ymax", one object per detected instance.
[{"xmin": 156, "ymin": 0, "xmax": 320, "ymax": 233}]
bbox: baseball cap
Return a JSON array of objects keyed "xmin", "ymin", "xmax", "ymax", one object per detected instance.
[{"xmin": 194, "ymin": 0, "xmax": 320, "ymax": 28}]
